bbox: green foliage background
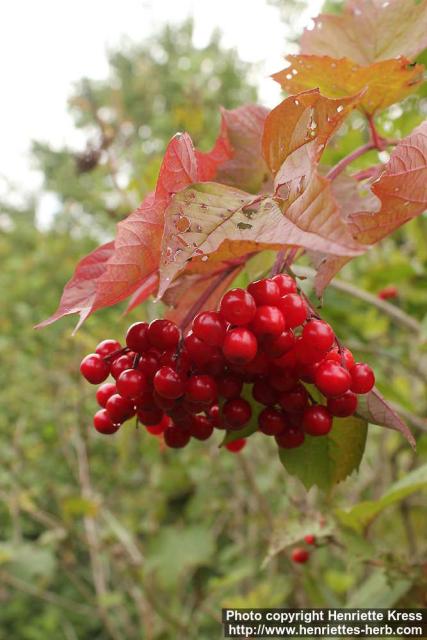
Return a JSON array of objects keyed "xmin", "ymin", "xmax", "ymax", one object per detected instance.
[{"xmin": 1, "ymin": 10, "xmax": 426, "ymax": 640}]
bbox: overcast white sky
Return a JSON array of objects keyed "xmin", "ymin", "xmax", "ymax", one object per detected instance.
[{"xmin": 0, "ymin": 0, "xmax": 322, "ymax": 204}]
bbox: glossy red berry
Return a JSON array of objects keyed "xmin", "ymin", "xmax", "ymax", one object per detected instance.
[
  {"xmin": 219, "ymin": 288, "xmax": 256, "ymax": 325},
  {"xmin": 145, "ymin": 414, "xmax": 171, "ymax": 435},
  {"xmin": 225, "ymin": 438, "xmax": 247, "ymax": 453},
  {"xmin": 350, "ymin": 363, "xmax": 375, "ymax": 394},
  {"xmin": 327, "ymin": 390, "xmax": 358, "ymax": 417},
  {"xmin": 250, "ymin": 305, "xmax": 285, "ymax": 336},
  {"xmin": 126, "ymin": 322, "xmax": 149, "ymax": 353},
  {"xmin": 116, "ymin": 369, "xmax": 147, "ymax": 399},
  {"xmin": 324, "ymin": 347, "xmax": 355, "ymax": 370},
  {"xmin": 96, "ymin": 382, "xmax": 117, "ymax": 408},
  {"xmin": 164, "ymin": 425, "xmax": 191, "ymax": 449},
  {"xmin": 218, "ymin": 374, "xmax": 243, "ymax": 399},
  {"xmin": 314, "ymin": 361, "xmax": 352, "ymax": 397},
  {"xmin": 303, "ymin": 406, "xmax": 333, "ymax": 436},
  {"xmin": 148, "ymin": 319, "xmax": 180, "ymax": 350},
  {"xmin": 208, "ymin": 404, "xmax": 222, "ymax": 428},
  {"xmin": 223, "ymin": 328, "xmax": 257, "ymax": 365},
  {"xmin": 272, "ymin": 273, "xmax": 297, "ymax": 296},
  {"xmin": 262, "ymin": 329, "xmax": 295, "ymax": 357},
  {"xmin": 269, "ymin": 367, "xmax": 298, "ymax": 393},
  {"xmin": 252, "ymin": 378, "xmax": 277, "ymax": 406},
  {"xmin": 185, "ymin": 375, "xmax": 217, "ymax": 405},
  {"xmin": 277, "ymin": 293, "xmax": 307, "ymax": 328},
  {"xmin": 153, "ymin": 366, "xmax": 185, "ymax": 400},
  {"xmin": 105, "ymin": 394, "xmax": 135, "ymax": 424},
  {"xmin": 192, "ymin": 311, "xmax": 227, "ymax": 346},
  {"xmin": 136, "ymin": 390, "xmax": 156, "ymax": 409},
  {"xmin": 137, "ymin": 350, "xmax": 160, "ymax": 380},
  {"xmin": 223, "ymin": 398, "xmax": 252, "ymax": 430},
  {"xmin": 304, "ymin": 534, "xmax": 316, "ymax": 545},
  {"xmin": 95, "ymin": 339, "xmax": 122, "ymax": 358},
  {"xmin": 302, "ymin": 319, "xmax": 335, "ymax": 352},
  {"xmin": 80, "ymin": 353, "xmax": 110, "ymax": 384},
  {"xmin": 189, "ymin": 415, "xmax": 214, "ymax": 441},
  {"xmin": 93, "ymin": 409, "xmax": 120, "ymax": 435},
  {"xmin": 275, "ymin": 427, "xmax": 305, "ymax": 449},
  {"xmin": 184, "ymin": 332, "xmax": 218, "ymax": 366},
  {"xmin": 111, "ymin": 353, "xmax": 135, "ymax": 380},
  {"xmin": 295, "ymin": 337, "xmax": 326, "ymax": 365},
  {"xmin": 258, "ymin": 407, "xmax": 286, "ymax": 436},
  {"xmin": 291, "ymin": 547, "xmax": 309, "ymax": 564},
  {"xmin": 247, "ymin": 278, "xmax": 280, "ymax": 305},
  {"xmin": 278, "ymin": 384, "xmax": 308, "ymax": 413},
  {"xmin": 137, "ymin": 406, "xmax": 164, "ymax": 426}
]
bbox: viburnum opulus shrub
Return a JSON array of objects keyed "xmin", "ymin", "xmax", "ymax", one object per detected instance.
[{"xmin": 39, "ymin": 0, "xmax": 427, "ymax": 490}]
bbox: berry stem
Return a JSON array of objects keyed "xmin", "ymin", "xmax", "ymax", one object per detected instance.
[{"xmin": 102, "ymin": 346, "xmax": 130, "ymax": 361}]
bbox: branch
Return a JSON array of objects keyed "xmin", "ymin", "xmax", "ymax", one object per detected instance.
[{"xmin": 326, "ymin": 142, "xmax": 376, "ymax": 181}]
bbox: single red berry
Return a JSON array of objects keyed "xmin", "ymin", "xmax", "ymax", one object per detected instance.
[
  {"xmin": 96, "ymin": 382, "xmax": 117, "ymax": 408},
  {"xmin": 261, "ymin": 329, "xmax": 295, "ymax": 357},
  {"xmin": 378, "ymin": 285, "xmax": 398, "ymax": 300},
  {"xmin": 152, "ymin": 391, "xmax": 177, "ymax": 411},
  {"xmin": 105, "ymin": 394, "xmax": 135, "ymax": 424},
  {"xmin": 185, "ymin": 374, "xmax": 217, "ymax": 405},
  {"xmin": 323, "ymin": 347, "xmax": 355, "ymax": 370},
  {"xmin": 279, "ymin": 384, "xmax": 308, "ymax": 413},
  {"xmin": 148, "ymin": 319, "xmax": 181, "ymax": 351},
  {"xmin": 225, "ymin": 438, "xmax": 247, "ymax": 453},
  {"xmin": 350, "ymin": 363, "xmax": 375, "ymax": 394},
  {"xmin": 136, "ymin": 390, "xmax": 156, "ymax": 409},
  {"xmin": 219, "ymin": 288, "xmax": 256, "ymax": 325},
  {"xmin": 153, "ymin": 366, "xmax": 185, "ymax": 399},
  {"xmin": 250, "ymin": 305, "xmax": 285, "ymax": 336},
  {"xmin": 275, "ymin": 427, "xmax": 305, "ymax": 449},
  {"xmin": 302, "ymin": 319, "xmax": 335, "ymax": 352},
  {"xmin": 304, "ymin": 534, "xmax": 316, "ymax": 546},
  {"xmin": 258, "ymin": 407, "xmax": 286, "ymax": 436},
  {"xmin": 222, "ymin": 328, "xmax": 257, "ymax": 365},
  {"xmin": 272, "ymin": 273, "xmax": 297, "ymax": 296},
  {"xmin": 303, "ymin": 406, "xmax": 333, "ymax": 436},
  {"xmin": 111, "ymin": 353, "xmax": 135, "ymax": 380},
  {"xmin": 202, "ymin": 350, "xmax": 226, "ymax": 377},
  {"xmin": 80, "ymin": 353, "xmax": 110, "ymax": 384},
  {"xmin": 189, "ymin": 415, "xmax": 214, "ymax": 441},
  {"xmin": 164, "ymin": 425, "xmax": 191, "ymax": 449},
  {"xmin": 137, "ymin": 406, "xmax": 164, "ymax": 426},
  {"xmin": 327, "ymin": 390, "xmax": 358, "ymax": 417},
  {"xmin": 272, "ymin": 348, "xmax": 298, "ymax": 370},
  {"xmin": 291, "ymin": 547, "xmax": 309, "ymax": 564},
  {"xmin": 295, "ymin": 337, "xmax": 327, "ymax": 365},
  {"xmin": 252, "ymin": 378, "xmax": 278, "ymax": 405},
  {"xmin": 244, "ymin": 351, "xmax": 269, "ymax": 376},
  {"xmin": 314, "ymin": 361, "xmax": 352, "ymax": 397},
  {"xmin": 95, "ymin": 339, "xmax": 122, "ymax": 358},
  {"xmin": 93, "ymin": 409, "xmax": 120, "ymax": 435},
  {"xmin": 126, "ymin": 322, "xmax": 149, "ymax": 353},
  {"xmin": 269, "ymin": 367, "xmax": 298, "ymax": 393},
  {"xmin": 116, "ymin": 369, "xmax": 148, "ymax": 399},
  {"xmin": 146, "ymin": 414, "xmax": 171, "ymax": 435},
  {"xmin": 277, "ymin": 293, "xmax": 307, "ymax": 328},
  {"xmin": 208, "ymin": 404, "xmax": 223, "ymax": 428},
  {"xmin": 223, "ymin": 398, "xmax": 252, "ymax": 430},
  {"xmin": 218, "ymin": 374, "xmax": 243, "ymax": 399},
  {"xmin": 247, "ymin": 278, "xmax": 280, "ymax": 305},
  {"xmin": 192, "ymin": 311, "xmax": 227, "ymax": 346},
  {"xmin": 137, "ymin": 350, "xmax": 160, "ymax": 380},
  {"xmin": 184, "ymin": 332, "xmax": 218, "ymax": 366}
]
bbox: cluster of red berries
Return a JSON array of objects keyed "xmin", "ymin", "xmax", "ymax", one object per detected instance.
[
  {"xmin": 291, "ymin": 534, "xmax": 316, "ymax": 564},
  {"xmin": 80, "ymin": 274, "xmax": 375, "ymax": 450}
]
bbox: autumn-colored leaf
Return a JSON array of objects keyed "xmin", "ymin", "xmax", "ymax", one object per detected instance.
[
  {"xmin": 357, "ymin": 389, "xmax": 415, "ymax": 448},
  {"xmin": 273, "ymin": 55, "xmax": 424, "ymax": 115},
  {"xmin": 301, "ymin": 0, "xmax": 427, "ymax": 65}
]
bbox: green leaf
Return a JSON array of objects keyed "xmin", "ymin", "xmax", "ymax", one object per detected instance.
[
  {"xmin": 336, "ymin": 462, "xmax": 427, "ymax": 533},
  {"xmin": 346, "ymin": 569, "xmax": 411, "ymax": 608},
  {"xmin": 278, "ymin": 415, "xmax": 368, "ymax": 491},
  {"xmin": 263, "ymin": 518, "xmax": 334, "ymax": 568}
]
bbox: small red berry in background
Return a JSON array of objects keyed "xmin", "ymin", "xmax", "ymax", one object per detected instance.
[
  {"xmin": 304, "ymin": 534, "xmax": 316, "ymax": 545},
  {"xmin": 291, "ymin": 547, "xmax": 309, "ymax": 564},
  {"xmin": 225, "ymin": 438, "xmax": 247, "ymax": 453},
  {"xmin": 377, "ymin": 285, "xmax": 398, "ymax": 300}
]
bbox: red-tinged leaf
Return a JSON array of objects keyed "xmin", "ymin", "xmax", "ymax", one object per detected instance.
[
  {"xmin": 273, "ymin": 55, "xmax": 424, "ymax": 115},
  {"xmin": 301, "ymin": 0, "xmax": 427, "ymax": 65},
  {"xmin": 216, "ymin": 104, "xmax": 271, "ymax": 193},
  {"xmin": 125, "ymin": 272, "xmax": 160, "ymax": 314},
  {"xmin": 35, "ymin": 242, "xmax": 114, "ymax": 332},
  {"xmin": 357, "ymin": 389, "xmax": 415, "ymax": 449}
]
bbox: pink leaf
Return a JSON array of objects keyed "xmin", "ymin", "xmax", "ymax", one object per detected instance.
[{"xmin": 357, "ymin": 389, "xmax": 416, "ymax": 449}]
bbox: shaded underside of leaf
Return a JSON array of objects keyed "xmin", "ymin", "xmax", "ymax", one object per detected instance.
[{"xmin": 356, "ymin": 388, "xmax": 415, "ymax": 448}]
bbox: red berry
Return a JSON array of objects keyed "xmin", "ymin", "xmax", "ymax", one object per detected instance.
[
  {"xmin": 295, "ymin": 337, "xmax": 327, "ymax": 365},
  {"xmin": 275, "ymin": 427, "xmax": 305, "ymax": 449},
  {"xmin": 223, "ymin": 398, "xmax": 252, "ymax": 430},
  {"xmin": 378, "ymin": 285, "xmax": 398, "ymax": 300},
  {"xmin": 208, "ymin": 405, "xmax": 222, "ymax": 428},
  {"xmin": 261, "ymin": 329, "xmax": 295, "ymax": 357},
  {"xmin": 189, "ymin": 415, "xmax": 214, "ymax": 441},
  {"xmin": 105, "ymin": 394, "xmax": 135, "ymax": 424},
  {"xmin": 96, "ymin": 382, "xmax": 117, "ymax": 408},
  {"xmin": 304, "ymin": 534, "xmax": 316, "ymax": 545},
  {"xmin": 116, "ymin": 369, "xmax": 148, "ymax": 399},
  {"xmin": 137, "ymin": 406, "xmax": 164, "ymax": 426},
  {"xmin": 135, "ymin": 390, "xmax": 156, "ymax": 409},
  {"xmin": 185, "ymin": 375, "xmax": 217, "ymax": 405},
  {"xmin": 302, "ymin": 319, "xmax": 335, "ymax": 352},
  {"xmin": 137, "ymin": 350, "xmax": 160, "ymax": 380},
  {"xmin": 314, "ymin": 361, "xmax": 351, "ymax": 397},
  {"xmin": 218, "ymin": 374, "xmax": 243, "ymax": 399},
  {"xmin": 278, "ymin": 384, "xmax": 308, "ymax": 413},
  {"xmin": 269, "ymin": 368, "xmax": 298, "ymax": 393},
  {"xmin": 192, "ymin": 311, "xmax": 227, "ymax": 346},
  {"xmin": 291, "ymin": 547, "xmax": 309, "ymax": 564},
  {"xmin": 223, "ymin": 328, "xmax": 257, "ymax": 365},
  {"xmin": 327, "ymin": 391, "xmax": 358, "ymax": 417},
  {"xmin": 184, "ymin": 332, "xmax": 218, "ymax": 366},
  {"xmin": 252, "ymin": 378, "xmax": 278, "ymax": 405},
  {"xmin": 153, "ymin": 366, "xmax": 185, "ymax": 400},
  {"xmin": 146, "ymin": 414, "xmax": 171, "ymax": 435},
  {"xmin": 324, "ymin": 347, "xmax": 355, "ymax": 370},
  {"xmin": 247, "ymin": 278, "xmax": 280, "ymax": 305},
  {"xmin": 272, "ymin": 348, "xmax": 298, "ymax": 370},
  {"xmin": 164, "ymin": 425, "xmax": 191, "ymax": 448},
  {"xmin": 203, "ymin": 350, "xmax": 226, "ymax": 377},
  {"xmin": 258, "ymin": 407, "xmax": 286, "ymax": 436},
  {"xmin": 272, "ymin": 273, "xmax": 297, "ymax": 296},
  {"xmin": 126, "ymin": 322, "xmax": 149, "ymax": 353},
  {"xmin": 148, "ymin": 319, "xmax": 180, "ymax": 351},
  {"xmin": 95, "ymin": 339, "xmax": 122, "ymax": 358},
  {"xmin": 350, "ymin": 363, "xmax": 375, "ymax": 394},
  {"xmin": 225, "ymin": 438, "xmax": 247, "ymax": 453},
  {"xmin": 244, "ymin": 351, "xmax": 269, "ymax": 376},
  {"xmin": 80, "ymin": 353, "xmax": 110, "ymax": 384},
  {"xmin": 303, "ymin": 406, "xmax": 333, "ymax": 436},
  {"xmin": 219, "ymin": 288, "xmax": 256, "ymax": 325},
  {"xmin": 153, "ymin": 391, "xmax": 176, "ymax": 411},
  {"xmin": 277, "ymin": 293, "xmax": 307, "ymax": 328},
  {"xmin": 250, "ymin": 305, "xmax": 285, "ymax": 336},
  {"xmin": 111, "ymin": 353, "xmax": 135, "ymax": 380},
  {"xmin": 93, "ymin": 409, "xmax": 120, "ymax": 435}
]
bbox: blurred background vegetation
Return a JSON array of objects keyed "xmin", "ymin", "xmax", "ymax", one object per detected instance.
[{"xmin": 1, "ymin": 3, "xmax": 427, "ymax": 639}]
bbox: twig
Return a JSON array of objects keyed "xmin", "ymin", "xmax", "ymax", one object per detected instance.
[{"xmin": 326, "ymin": 142, "xmax": 376, "ymax": 181}]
